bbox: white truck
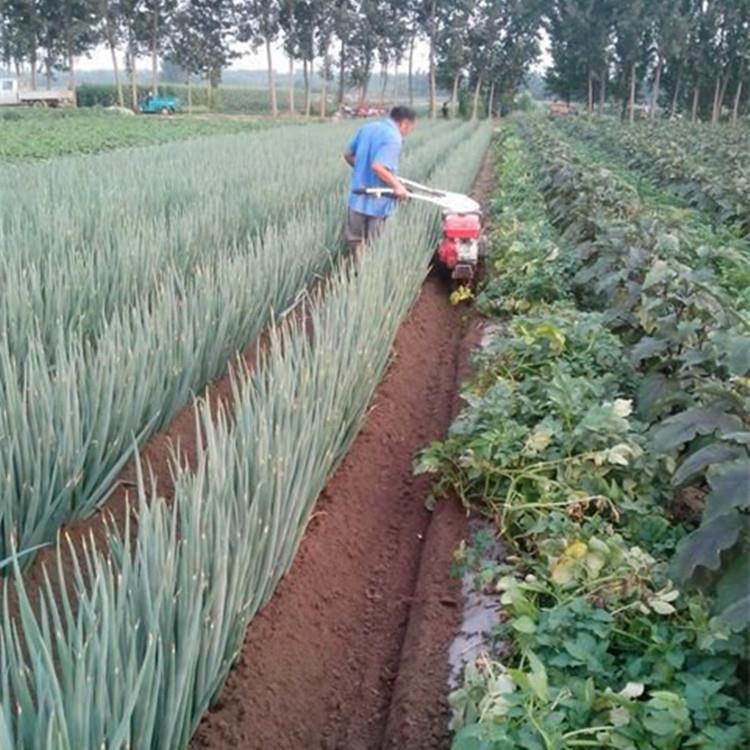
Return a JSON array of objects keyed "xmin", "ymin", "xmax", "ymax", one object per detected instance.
[{"xmin": 0, "ymin": 78, "xmax": 75, "ymax": 108}]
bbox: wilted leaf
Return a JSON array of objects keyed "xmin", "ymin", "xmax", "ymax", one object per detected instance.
[{"xmin": 619, "ymin": 682, "xmax": 645, "ymax": 699}]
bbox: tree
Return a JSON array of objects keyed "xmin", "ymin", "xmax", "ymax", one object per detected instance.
[
  {"xmin": 435, "ymin": 0, "xmax": 472, "ymax": 116},
  {"xmin": 99, "ymin": 0, "xmax": 125, "ymax": 105},
  {"xmin": 237, "ymin": 0, "xmax": 281, "ymax": 116},
  {"xmin": 611, "ymin": 0, "xmax": 651, "ymax": 122},
  {"xmin": 167, "ymin": 0, "xmax": 236, "ymax": 108},
  {"xmin": 140, "ymin": 0, "xmax": 176, "ymax": 94}
]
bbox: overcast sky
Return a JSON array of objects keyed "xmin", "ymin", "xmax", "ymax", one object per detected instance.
[
  {"xmin": 77, "ymin": 32, "xmax": 550, "ymax": 75},
  {"xmin": 77, "ymin": 39, "xmax": 432, "ymax": 73}
]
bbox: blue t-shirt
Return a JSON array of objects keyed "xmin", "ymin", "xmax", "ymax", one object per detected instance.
[{"xmin": 347, "ymin": 118, "xmax": 402, "ymax": 218}]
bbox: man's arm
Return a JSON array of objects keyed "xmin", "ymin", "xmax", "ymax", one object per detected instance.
[{"xmin": 372, "ymin": 162, "xmax": 408, "ymax": 199}]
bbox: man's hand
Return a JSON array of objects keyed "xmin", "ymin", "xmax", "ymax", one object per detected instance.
[
  {"xmin": 372, "ymin": 162, "xmax": 408, "ymax": 200},
  {"xmin": 392, "ymin": 181, "xmax": 409, "ymax": 200}
]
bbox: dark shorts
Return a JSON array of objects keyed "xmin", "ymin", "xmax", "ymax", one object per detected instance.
[{"xmin": 344, "ymin": 209, "xmax": 387, "ymax": 248}]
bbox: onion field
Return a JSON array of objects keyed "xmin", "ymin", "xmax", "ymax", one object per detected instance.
[{"xmin": 0, "ymin": 119, "xmax": 492, "ymax": 748}]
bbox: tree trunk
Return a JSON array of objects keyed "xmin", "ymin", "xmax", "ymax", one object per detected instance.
[
  {"xmin": 628, "ymin": 62, "xmax": 637, "ymax": 124},
  {"xmin": 320, "ymin": 72, "xmax": 327, "ymax": 117},
  {"xmin": 408, "ymin": 34, "xmax": 414, "ymax": 106},
  {"xmin": 360, "ymin": 74, "xmax": 370, "ymax": 105},
  {"xmin": 670, "ymin": 61, "xmax": 682, "ymax": 118},
  {"xmin": 45, "ymin": 61, "xmax": 51, "ymax": 90},
  {"xmin": 107, "ymin": 32, "xmax": 124, "ymax": 107},
  {"xmin": 691, "ymin": 85, "xmax": 699, "ymax": 122},
  {"xmin": 392, "ymin": 60, "xmax": 399, "ymax": 100},
  {"xmin": 303, "ymin": 58, "xmax": 311, "ymax": 116},
  {"xmin": 732, "ymin": 60, "xmax": 746, "ymax": 124},
  {"xmin": 650, "ymin": 56, "xmax": 662, "ymax": 118},
  {"xmin": 428, "ymin": 0, "xmax": 437, "ymax": 118},
  {"xmin": 30, "ymin": 46, "xmax": 37, "ymax": 90},
  {"xmin": 487, "ymin": 80, "xmax": 495, "ymax": 119},
  {"xmin": 379, "ymin": 65, "xmax": 388, "ymax": 106},
  {"xmin": 451, "ymin": 71, "xmax": 459, "ymax": 117},
  {"xmin": 471, "ymin": 74, "xmax": 482, "ymax": 120},
  {"xmin": 187, "ymin": 77, "xmax": 192, "ymax": 114},
  {"xmin": 130, "ymin": 58, "xmax": 137, "ymax": 110},
  {"xmin": 717, "ymin": 73, "xmax": 730, "ymax": 123},
  {"xmin": 151, "ymin": 9, "xmax": 158, "ymax": 94},
  {"xmin": 710, "ymin": 75, "xmax": 721, "ymax": 123},
  {"xmin": 67, "ymin": 48, "xmax": 75, "ymax": 91},
  {"xmin": 337, "ymin": 40, "xmax": 345, "ymax": 105},
  {"xmin": 288, "ymin": 55, "xmax": 295, "ymax": 113},
  {"xmin": 587, "ymin": 68, "xmax": 593, "ymax": 114},
  {"xmin": 265, "ymin": 37, "xmax": 277, "ymax": 117},
  {"xmin": 599, "ymin": 67, "xmax": 606, "ymax": 113}
]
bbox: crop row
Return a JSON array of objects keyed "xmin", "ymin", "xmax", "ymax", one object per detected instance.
[
  {"xmin": 553, "ymin": 117, "xmax": 750, "ymax": 235},
  {"xmin": 0, "ymin": 123, "xmax": 493, "ymax": 749},
  {"xmin": 517, "ymin": 115, "xmax": 749, "ymax": 616},
  {"xmin": 0, "ymin": 119, "xmax": 467, "ymax": 564},
  {"xmin": 0, "ymin": 109, "xmax": 272, "ymax": 162},
  {"xmin": 427, "ymin": 127, "xmax": 748, "ymax": 749}
]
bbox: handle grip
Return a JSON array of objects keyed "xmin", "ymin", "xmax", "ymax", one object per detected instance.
[{"xmin": 353, "ymin": 187, "xmax": 395, "ymax": 197}]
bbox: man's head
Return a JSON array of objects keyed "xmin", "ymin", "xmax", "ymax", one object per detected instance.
[{"xmin": 390, "ymin": 105, "xmax": 417, "ymax": 137}]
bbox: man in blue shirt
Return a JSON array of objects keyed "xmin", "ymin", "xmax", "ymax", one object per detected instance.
[{"xmin": 343, "ymin": 105, "xmax": 417, "ymax": 253}]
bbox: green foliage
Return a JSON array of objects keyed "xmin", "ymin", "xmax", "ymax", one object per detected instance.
[
  {"xmin": 515, "ymin": 117, "xmax": 750, "ymax": 624},
  {"xmin": 416, "ymin": 126, "xmax": 749, "ymax": 749},
  {"xmin": 556, "ymin": 117, "xmax": 750, "ymax": 235},
  {"xmin": 75, "ymin": 82, "xmax": 302, "ymax": 115},
  {"xmin": 0, "ymin": 108, "xmax": 272, "ymax": 161}
]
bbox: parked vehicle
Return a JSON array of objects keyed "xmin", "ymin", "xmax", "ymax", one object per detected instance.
[
  {"xmin": 139, "ymin": 92, "xmax": 180, "ymax": 115},
  {"xmin": 0, "ymin": 78, "xmax": 75, "ymax": 107}
]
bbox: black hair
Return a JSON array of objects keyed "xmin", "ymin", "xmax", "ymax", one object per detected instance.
[{"xmin": 390, "ymin": 105, "xmax": 417, "ymax": 122}]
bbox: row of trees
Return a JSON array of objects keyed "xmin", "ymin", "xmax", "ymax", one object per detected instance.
[
  {"xmin": 544, "ymin": 0, "xmax": 750, "ymax": 123},
  {"xmin": 0, "ymin": 0, "xmax": 542, "ymax": 117}
]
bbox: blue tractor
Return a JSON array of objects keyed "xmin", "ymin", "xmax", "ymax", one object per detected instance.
[{"xmin": 139, "ymin": 92, "xmax": 179, "ymax": 115}]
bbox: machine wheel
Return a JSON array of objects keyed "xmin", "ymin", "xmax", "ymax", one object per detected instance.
[{"xmin": 160, "ymin": 107, "xmax": 170, "ymax": 116}]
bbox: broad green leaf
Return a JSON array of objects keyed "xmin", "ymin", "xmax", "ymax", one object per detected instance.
[
  {"xmin": 651, "ymin": 407, "xmax": 744, "ymax": 452},
  {"xmin": 672, "ymin": 443, "xmax": 743, "ymax": 486},
  {"xmin": 672, "ymin": 513, "xmax": 742, "ymax": 582},
  {"xmin": 704, "ymin": 460, "xmax": 750, "ymax": 519}
]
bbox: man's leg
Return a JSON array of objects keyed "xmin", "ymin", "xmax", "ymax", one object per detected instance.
[
  {"xmin": 364, "ymin": 215, "xmax": 387, "ymax": 246},
  {"xmin": 344, "ymin": 208, "xmax": 367, "ymax": 257}
]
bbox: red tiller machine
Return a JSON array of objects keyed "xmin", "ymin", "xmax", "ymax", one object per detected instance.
[{"xmin": 354, "ymin": 177, "xmax": 482, "ymax": 284}]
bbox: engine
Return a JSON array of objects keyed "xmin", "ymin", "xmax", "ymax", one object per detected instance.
[{"xmin": 437, "ymin": 213, "xmax": 481, "ymax": 281}]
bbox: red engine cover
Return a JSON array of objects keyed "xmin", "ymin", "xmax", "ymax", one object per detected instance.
[
  {"xmin": 438, "ymin": 238, "xmax": 458, "ymax": 268},
  {"xmin": 442, "ymin": 213, "xmax": 481, "ymax": 239}
]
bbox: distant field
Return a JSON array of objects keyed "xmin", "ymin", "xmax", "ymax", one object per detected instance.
[
  {"xmin": 0, "ymin": 109, "xmax": 274, "ymax": 161},
  {"xmin": 77, "ymin": 83, "xmax": 325, "ymax": 115}
]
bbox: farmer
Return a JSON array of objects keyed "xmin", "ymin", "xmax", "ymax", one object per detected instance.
[{"xmin": 343, "ymin": 105, "xmax": 417, "ymax": 253}]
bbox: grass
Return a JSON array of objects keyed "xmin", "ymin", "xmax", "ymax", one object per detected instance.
[{"xmin": 0, "ymin": 108, "xmax": 274, "ymax": 161}]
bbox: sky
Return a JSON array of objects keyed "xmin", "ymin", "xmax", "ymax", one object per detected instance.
[
  {"xmin": 77, "ymin": 39, "xmax": 433, "ymax": 74},
  {"xmin": 77, "ymin": 32, "xmax": 550, "ymax": 76}
]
